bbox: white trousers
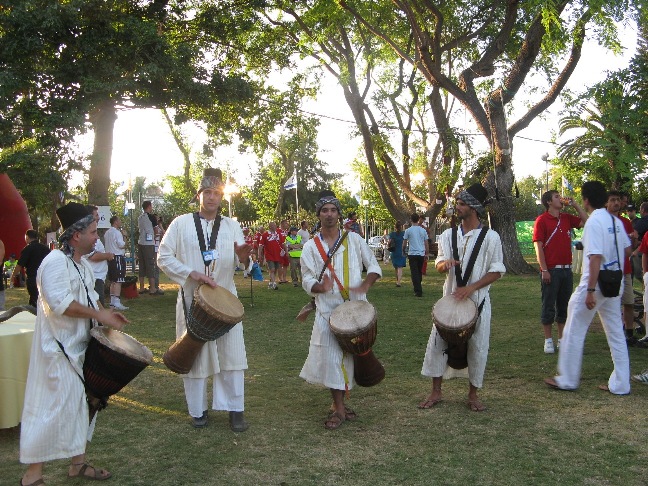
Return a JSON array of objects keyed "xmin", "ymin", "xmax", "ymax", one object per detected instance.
[
  {"xmin": 183, "ymin": 370, "xmax": 245, "ymax": 418},
  {"xmin": 555, "ymin": 286, "xmax": 630, "ymax": 394}
]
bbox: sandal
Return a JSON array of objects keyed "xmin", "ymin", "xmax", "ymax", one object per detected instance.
[
  {"xmin": 329, "ymin": 405, "xmax": 358, "ymax": 420},
  {"xmin": 417, "ymin": 397, "xmax": 443, "ymax": 409},
  {"xmin": 20, "ymin": 479, "xmax": 45, "ymax": 486},
  {"xmin": 68, "ymin": 463, "xmax": 112, "ymax": 481},
  {"xmin": 343, "ymin": 406, "xmax": 358, "ymax": 421},
  {"xmin": 467, "ymin": 399, "xmax": 487, "ymax": 412},
  {"xmin": 324, "ymin": 411, "xmax": 345, "ymax": 430}
]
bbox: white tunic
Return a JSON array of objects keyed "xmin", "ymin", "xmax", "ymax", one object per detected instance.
[
  {"xmin": 299, "ymin": 231, "xmax": 382, "ymax": 389},
  {"xmin": 157, "ymin": 214, "xmax": 247, "ymax": 378},
  {"xmin": 422, "ymin": 227, "xmax": 505, "ymax": 387},
  {"xmin": 20, "ymin": 250, "xmax": 100, "ymax": 463}
]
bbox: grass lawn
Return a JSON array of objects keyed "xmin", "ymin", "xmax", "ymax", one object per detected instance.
[{"xmin": 2, "ymin": 264, "xmax": 648, "ymax": 485}]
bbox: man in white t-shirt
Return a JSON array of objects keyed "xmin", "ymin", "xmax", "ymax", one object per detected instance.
[
  {"xmin": 297, "ymin": 220, "xmax": 311, "ymax": 243},
  {"xmin": 545, "ymin": 181, "xmax": 631, "ymax": 395},
  {"xmin": 104, "ymin": 215, "xmax": 129, "ymax": 310},
  {"xmin": 403, "ymin": 213, "xmax": 429, "ymax": 297},
  {"xmin": 83, "ymin": 205, "xmax": 114, "ymax": 308}
]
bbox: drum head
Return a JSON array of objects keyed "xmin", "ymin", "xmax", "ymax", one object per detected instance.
[
  {"xmin": 194, "ymin": 285, "xmax": 245, "ymax": 325},
  {"xmin": 329, "ymin": 300, "xmax": 376, "ymax": 335},
  {"xmin": 90, "ymin": 327, "xmax": 153, "ymax": 365},
  {"xmin": 432, "ymin": 295, "xmax": 477, "ymax": 331}
]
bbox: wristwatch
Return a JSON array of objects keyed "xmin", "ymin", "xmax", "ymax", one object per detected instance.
[{"xmin": 586, "ymin": 288, "xmax": 596, "ymax": 292}]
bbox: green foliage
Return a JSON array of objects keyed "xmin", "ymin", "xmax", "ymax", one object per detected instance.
[
  {"xmin": 557, "ymin": 71, "xmax": 647, "ymax": 191},
  {"xmin": 246, "ymin": 159, "xmax": 284, "ymax": 223},
  {"xmin": 0, "ymin": 0, "xmax": 269, "ymax": 205},
  {"xmin": 513, "ymin": 176, "xmax": 545, "ymax": 222},
  {"xmin": 0, "ymin": 137, "xmax": 82, "ymax": 231}
]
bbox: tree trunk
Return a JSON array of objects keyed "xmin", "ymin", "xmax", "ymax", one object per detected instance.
[
  {"xmin": 87, "ymin": 100, "xmax": 117, "ymax": 206},
  {"xmin": 483, "ymin": 106, "xmax": 533, "ymax": 274}
]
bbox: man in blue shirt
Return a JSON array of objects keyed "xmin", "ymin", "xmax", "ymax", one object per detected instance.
[{"xmin": 403, "ymin": 213, "xmax": 429, "ymax": 297}]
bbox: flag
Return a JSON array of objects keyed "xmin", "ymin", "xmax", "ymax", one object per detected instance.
[
  {"xmin": 283, "ymin": 171, "xmax": 297, "ymax": 190},
  {"xmin": 115, "ymin": 180, "xmax": 128, "ymax": 195},
  {"xmin": 561, "ymin": 176, "xmax": 573, "ymax": 191}
]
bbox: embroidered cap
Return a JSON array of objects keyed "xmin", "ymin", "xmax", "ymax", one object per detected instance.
[
  {"xmin": 315, "ymin": 189, "xmax": 342, "ymax": 216},
  {"xmin": 190, "ymin": 168, "xmax": 225, "ymax": 203},
  {"xmin": 456, "ymin": 183, "xmax": 489, "ymax": 216}
]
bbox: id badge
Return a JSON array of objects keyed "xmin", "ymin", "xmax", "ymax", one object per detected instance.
[
  {"xmin": 202, "ymin": 249, "xmax": 219, "ymax": 262},
  {"xmin": 146, "ymin": 233, "xmax": 153, "ymax": 241}
]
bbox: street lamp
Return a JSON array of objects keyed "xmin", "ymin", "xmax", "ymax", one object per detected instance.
[
  {"xmin": 362, "ymin": 199, "xmax": 369, "ymax": 242},
  {"xmin": 541, "ymin": 153, "xmax": 549, "ymax": 192}
]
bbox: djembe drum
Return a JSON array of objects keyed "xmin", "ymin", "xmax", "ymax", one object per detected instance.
[
  {"xmin": 163, "ymin": 285, "xmax": 244, "ymax": 374},
  {"xmin": 329, "ymin": 300, "xmax": 385, "ymax": 387},
  {"xmin": 84, "ymin": 327, "xmax": 153, "ymax": 421},
  {"xmin": 432, "ymin": 295, "xmax": 478, "ymax": 370}
]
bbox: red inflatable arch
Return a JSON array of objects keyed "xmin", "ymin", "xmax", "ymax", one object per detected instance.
[{"xmin": 0, "ymin": 173, "xmax": 32, "ymax": 260}]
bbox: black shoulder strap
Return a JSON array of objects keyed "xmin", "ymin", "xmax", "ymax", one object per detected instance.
[
  {"xmin": 452, "ymin": 227, "xmax": 489, "ymax": 287},
  {"xmin": 193, "ymin": 212, "xmax": 222, "ymax": 267}
]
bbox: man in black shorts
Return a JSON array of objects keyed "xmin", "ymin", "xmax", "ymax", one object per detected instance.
[{"xmin": 105, "ymin": 215, "xmax": 129, "ymax": 310}]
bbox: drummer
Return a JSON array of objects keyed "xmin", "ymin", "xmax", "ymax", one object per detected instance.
[
  {"xmin": 419, "ymin": 183, "xmax": 505, "ymax": 412},
  {"xmin": 157, "ymin": 168, "xmax": 253, "ymax": 432},
  {"xmin": 299, "ymin": 190, "xmax": 381, "ymax": 430},
  {"xmin": 19, "ymin": 202, "xmax": 129, "ymax": 486}
]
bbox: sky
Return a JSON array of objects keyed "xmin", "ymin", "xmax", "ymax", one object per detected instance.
[{"xmin": 98, "ymin": 24, "xmax": 638, "ymax": 195}]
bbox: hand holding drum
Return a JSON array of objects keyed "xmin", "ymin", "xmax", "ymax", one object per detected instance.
[{"xmin": 163, "ymin": 284, "xmax": 244, "ymax": 374}]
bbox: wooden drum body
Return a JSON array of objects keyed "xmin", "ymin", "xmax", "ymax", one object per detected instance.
[
  {"xmin": 83, "ymin": 327, "xmax": 153, "ymax": 401},
  {"xmin": 432, "ymin": 295, "xmax": 478, "ymax": 370},
  {"xmin": 163, "ymin": 285, "xmax": 244, "ymax": 374},
  {"xmin": 329, "ymin": 300, "xmax": 385, "ymax": 387}
]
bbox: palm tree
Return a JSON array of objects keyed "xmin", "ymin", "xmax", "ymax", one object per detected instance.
[{"xmin": 557, "ymin": 75, "xmax": 645, "ymax": 190}]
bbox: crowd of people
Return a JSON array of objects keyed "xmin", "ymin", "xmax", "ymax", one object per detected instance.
[{"xmin": 7, "ymin": 174, "xmax": 648, "ymax": 485}]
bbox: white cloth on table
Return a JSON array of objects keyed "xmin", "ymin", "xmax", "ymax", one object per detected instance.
[
  {"xmin": 299, "ymin": 231, "xmax": 382, "ymax": 390},
  {"xmin": 157, "ymin": 214, "xmax": 247, "ymax": 379},
  {"xmin": 421, "ymin": 227, "xmax": 505, "ymax": 388},
  {"xmin": 20, "ymin": 250, "xmax": 100, "ymax": 463}
]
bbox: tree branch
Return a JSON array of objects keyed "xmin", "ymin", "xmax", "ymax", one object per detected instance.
[{"xmin": 509, "ymin": 7, "xmax": 592, "ymax": 136}]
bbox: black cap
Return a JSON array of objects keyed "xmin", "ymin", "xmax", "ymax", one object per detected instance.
[{"xmin": 56, "ymin": 202, "xmax": 91, "ymax": 231}]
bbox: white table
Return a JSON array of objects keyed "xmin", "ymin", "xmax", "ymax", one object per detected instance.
[{"xmin": 0, "ymin": 311, "xmax": 35, "ymax": 428}]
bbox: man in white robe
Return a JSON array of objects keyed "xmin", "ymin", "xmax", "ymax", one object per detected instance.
[
  {"xmin": 157, "ymin": 168, "xmax": 253, "ymax": 431},
  {"xmin": 420, "ymin": 183, "xmax": 505, "ymax": 412},
  {"xmin": 300, "ymin": 190, "xmax": 381, "ymax": 430},
  {"xmin": 20, "ymin": 202, "xmax": 129, "ymax": 486}
]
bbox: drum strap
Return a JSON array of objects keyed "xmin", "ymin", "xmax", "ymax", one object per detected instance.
[
  {"xmin": 452, "ymin": 227, "xmax": 488, "ymax": 288},
  {"xmin": 314, "ymin": 233, "xmax": 350, "ymax": 300},
  {"xmin": 193, "ymin": 211, "xmax": 222, "ymax": 270}
]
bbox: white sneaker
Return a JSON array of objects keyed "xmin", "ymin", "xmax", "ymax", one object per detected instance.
[
  {"xmin": 557, "ymin": 339, "xmax": 561, "ymax": 349},
  {"xmin": 111, "ymin": 303, "xmax": 129, "ymax": 311},
  {"xmin": 544, "ymin": 340, "xmax": 555, "ymax": 354},
  {"xmin": 632, "ymin": 371, "xmax": 648, "ymax": 384}
]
